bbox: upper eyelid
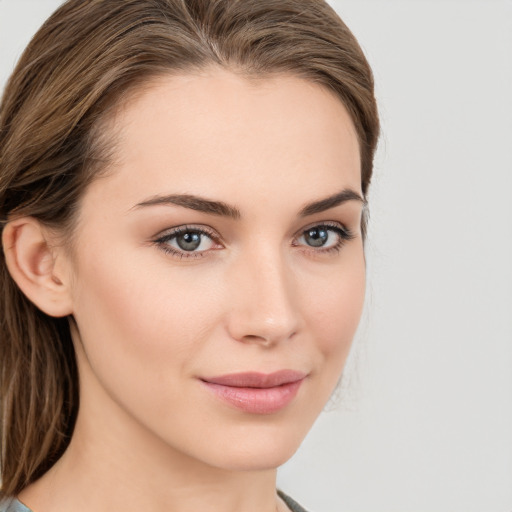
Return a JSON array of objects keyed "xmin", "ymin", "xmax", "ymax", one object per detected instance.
[
  {"xmin": 154, "ymin": 224, "xmax": 219, "ymax": 240},
  {"xmin": 295, "ymin": 220, "xmax": 351, "ymax": 236}
]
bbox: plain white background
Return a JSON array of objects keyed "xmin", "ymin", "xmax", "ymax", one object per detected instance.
[{"xmin": 1, "ymin": 1, "xmax": 511, "ymax": 511}]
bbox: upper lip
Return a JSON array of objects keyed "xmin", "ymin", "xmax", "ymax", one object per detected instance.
[{"xmin": 201, "ymin": 370, "xmax": 307, "ymax": 388}]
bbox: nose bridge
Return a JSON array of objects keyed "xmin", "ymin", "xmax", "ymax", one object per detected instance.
[{"xmin": 226, "ymin": 245, "xmax": 299, "ymax": 344}]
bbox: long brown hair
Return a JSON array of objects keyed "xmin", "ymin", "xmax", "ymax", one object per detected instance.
[{"xmin": 0, "ymin": 0, "xmax": 379, "ymax": 497}]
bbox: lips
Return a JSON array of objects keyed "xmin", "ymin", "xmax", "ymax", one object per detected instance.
[
  {"xmin": 202, "ymin": 370, "xmax": 306, "ymax": 388},
  {"xmin": 200, "ymin": 370, "xmax": 306, "ymax": 414}
]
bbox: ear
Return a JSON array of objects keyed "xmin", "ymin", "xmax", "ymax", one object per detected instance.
[{"xmin": 2, "ymin": 217, "xmax": 74, "ymax": 317}]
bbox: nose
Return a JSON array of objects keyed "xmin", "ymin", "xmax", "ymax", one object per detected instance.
[{"xmin": 225, "ymin": 250, "xmax": 301, "ymax": 346}]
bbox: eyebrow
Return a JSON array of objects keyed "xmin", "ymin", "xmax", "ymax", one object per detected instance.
[
  {"xmin": 299, "ymin": 189, "xmax": 366, "ymax": 217},
  {"xmin": 132, "ymin": 194, "xmax": 241, "ymax": 219},
  {"xmin": 131, "ymin": 188, "xmax": 364, "ymax": 219}
]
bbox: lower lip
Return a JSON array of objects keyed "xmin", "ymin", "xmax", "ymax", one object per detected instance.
[{"xmin": 201, "ymin": 379, "xmax": 304, "ymax": 414}]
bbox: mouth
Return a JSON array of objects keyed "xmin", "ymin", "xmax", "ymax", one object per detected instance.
[{"xmin": 199, "ymin": 370, "xmax": 307, "ymax": 414}]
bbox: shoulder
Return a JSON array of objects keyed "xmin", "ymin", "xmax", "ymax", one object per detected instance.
[
  {"xmin": 278, "ymin": 489, "xmax": 310, "ymax": 512},
  {"xmin": 0, "ymin": 497, "xmax": 32, "ymax": 512}
]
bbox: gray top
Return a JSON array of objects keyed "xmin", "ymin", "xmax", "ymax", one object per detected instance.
[
  {"xmin": 0, "ymin": 497, "xmax": 31, "ymax": 512},
  {"xmin": 0, "ymin": 491, "xmax": 308, "ymax": 512},
  {"xmin": 278, "ymin": 490, "xmax": 309, "ymax": 512}
]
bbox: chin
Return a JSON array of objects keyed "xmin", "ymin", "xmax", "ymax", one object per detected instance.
[
  {"xmin": 213, "ymin": 445, "xmax": 301, "ymax": 472},
  {"xmin": 189, "ymin": 420, "xmax": 312, "ymax": 472}
]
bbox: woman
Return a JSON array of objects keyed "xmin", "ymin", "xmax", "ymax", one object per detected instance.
[{"xmin": 0, "ymin": 1, "xmax": 379, "ymax": 511}]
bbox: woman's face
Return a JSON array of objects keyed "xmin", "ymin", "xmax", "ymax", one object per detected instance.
[{"xmin": 65, "ymin": 69, "xmax": 365, "ymax": 471}]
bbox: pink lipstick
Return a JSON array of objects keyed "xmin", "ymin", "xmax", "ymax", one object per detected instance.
[{"xmin": 200, "ymin": 370, "xmax": 306, "ymax": 414}]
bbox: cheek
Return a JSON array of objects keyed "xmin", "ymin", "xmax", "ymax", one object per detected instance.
[
  {"xmin": 69, "ymin": 245, "xmax": 223, "ymax": 383},
  {"xmin": 302, "ymin": 246, "xmax": 366, "ymax": 364},
  {"xmin": 68, "ymin": 249, "xmax": 231, "ymax": 446}
]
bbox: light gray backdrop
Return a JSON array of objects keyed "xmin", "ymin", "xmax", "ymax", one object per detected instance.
[{"xmin": 1, "ymin": 1, "xmax": 511, "ymax": 511}]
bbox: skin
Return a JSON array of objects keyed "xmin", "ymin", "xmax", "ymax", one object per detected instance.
[{"xmin": 17, "ymin": 69, "xmax": 365, "ymax": 512}]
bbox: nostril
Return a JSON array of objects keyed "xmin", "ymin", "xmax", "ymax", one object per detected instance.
[
  {"xmin": 240, "ymin": 333, "xmax": 275, "ymax": 346},
  {"xmin": 235, "ymin": 326, "xmax": 298, "ymax": 347}
]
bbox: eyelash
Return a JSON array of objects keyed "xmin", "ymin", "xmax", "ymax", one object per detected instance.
[
  {"xmin": 153, "ymin": 225, "xmax": 221, "ymax": 259},
  {"xmin": 153, "ymin": 222, "xmax": 355, "ymax": 259},
  {"xmin": 292, "ymin": 222, "xmax": 355, "ymax": 255}
]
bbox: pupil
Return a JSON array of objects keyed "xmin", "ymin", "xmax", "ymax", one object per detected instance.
[
  {"xmin": 177, "ymin": 232, "xmax": 201, "ymax": 251},
  {"xmin": 305, "ymin": 228, "xmax": 328, "ymax": 247}
]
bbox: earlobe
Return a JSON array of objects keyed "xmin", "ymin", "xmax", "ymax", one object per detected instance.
[{"xmin": 2, "ymin": 217, "xmax": 73, "ymax": 317}]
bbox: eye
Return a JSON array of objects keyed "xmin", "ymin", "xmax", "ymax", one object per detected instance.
[
  {"xmin": 154, "ymin": 226, "xmax": 221, "ymax": 258},
  {"xmin": 294, "ymin": 223, "xmax": 354, "ymax": 252},
  {"xmin": 173, "ymin": 231, "xmax": 209, "ymax": 251},
  {"xmin": 301, "ymin": 226, "xmax": 333, "ymax": 248}
]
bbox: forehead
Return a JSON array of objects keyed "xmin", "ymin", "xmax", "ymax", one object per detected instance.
[{"xmin": 86, "ymin": 69, "xmax": 361, "ymax": 213}]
